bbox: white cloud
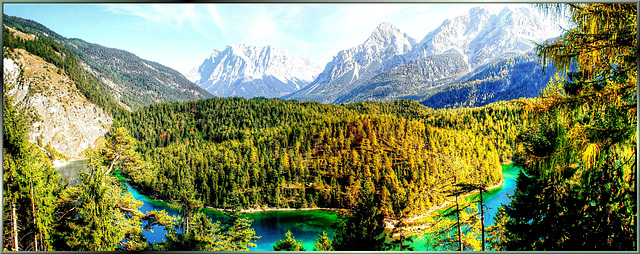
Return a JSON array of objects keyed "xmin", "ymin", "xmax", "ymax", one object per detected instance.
[
  {"xmin": 100, "ymin": 3, "xmax": 562, "ymax": 72},
  {"xmin": 103, "ymin": 4, "xmax": 215, "ymax": 36}
]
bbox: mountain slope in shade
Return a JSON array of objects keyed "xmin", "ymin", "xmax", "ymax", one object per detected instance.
[
  {"xmin": 409, "ymin": 6, "xmax": 553, "ymax": 68},
  {"xmin": 285, "ymin": 22, "xmax": 417, "ymax": 104},
  {"xmin": 188, "ymin": 44, "xmax": 322, "ymax": 98},
  {"xmin": 335, "ymin": 49, "xmax": 469, "ymax": 104},
  {"xmin": 420, "ymin": 52, "xmax": 556, "ymax": 109}
]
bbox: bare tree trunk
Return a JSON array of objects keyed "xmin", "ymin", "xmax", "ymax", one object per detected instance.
[
  {"xmin": 455, "ymin": 195, "xmax": 462, "ymax": 251},
  {"xmin": 11, "ymin": 202, "xmax": 19, "ymax": 251},
  {"xmin": 30, "ymin": 180, "xmax": 38, "ymax": 251},
  {"xmin": 106, "ymin": 155, "xmax": 119, "ymax": 175},
  {"xmin": 454, "ymin": 175, "xmax": 462, "ymax": 251},
  {"xmin": 30, "ymin": 183, "xmax": 38, "ymax": 251},
  {"xmin": 480, "ymin": 187, "xmax": 485, "ymax": 251}
]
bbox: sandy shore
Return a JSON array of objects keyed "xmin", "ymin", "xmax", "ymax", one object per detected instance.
[
  {"xmin": 52, "ymin": 158, "xmax": 89, "ymax": 168},
  {"xmin": 385, "ymin": 179, "xmax": 505, "ymax": 234},
  {"xmin": 203, "ymin": 206, "xmax": 341, "ymax": 213}
]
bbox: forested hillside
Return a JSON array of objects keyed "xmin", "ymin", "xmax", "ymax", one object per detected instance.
[
  {"xmin": 3, "ymin": 14, "xmax": 211, "ymax": 112},
  {"xmin": 3, "ymin": 3, "xmax": 633, "ymax": 251},
  {"xmin": 112, "ymin": 98, "xmax": 524, "ymax": 216},
  {"xmin": 420, "ymin": 52, "xmax": 556, "ymax": 108},
  {"xmin": 3, "ymin": 25, "xmax": 126, "ymax": 116},
  {"xmin": 67, "ymin": 38, "xmax": 211, "ymax": 110}
]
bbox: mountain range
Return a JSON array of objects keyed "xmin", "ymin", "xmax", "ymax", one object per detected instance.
[
  {"xmin": 3, "ymin": 15, "xmax": 211, "ymax": 112},
  {"xmin": 2, "ymin": 6, "xmax": 558, "ymax": 160},
  {"xmin": 186, "ymin": 44, "xmax": 322, "ymax": 98},
  {"xmin": 183, "ymin": 6, "xmax": 555, "ymax": 105},
  {"xmin": 283, "ymin": 6, "xmax": 555, "ymax": 105}
]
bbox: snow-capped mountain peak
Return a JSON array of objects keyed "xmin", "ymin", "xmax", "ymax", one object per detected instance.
[
  {"xmin": 410, "ymin": 6, "xmax": 553, "ymax": 67},
  {"xmin": 187, "ymin": 44, "xmax": 322, "ymax": 98},
  {"xmin": 286, "ymin": 22, "xmax": 417, "ymax": 103}
]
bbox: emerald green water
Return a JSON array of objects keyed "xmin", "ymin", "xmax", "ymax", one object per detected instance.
[
  {"xmin": 54, "ymin": 160, "xmax": 519, "ymax": 251},
  {"xmin": 125, "ymin": 182, "xmax": 337, "ymax": 250},
  {"xmin": 407, "ymin": 163, "xmax": 520, "ymax": 251}
]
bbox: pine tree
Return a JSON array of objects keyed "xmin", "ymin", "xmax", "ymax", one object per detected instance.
[
  {"xmin": 332, "ymin": 185, "xmax": 387, "ymax": 251},
  {"xmin": 55, "ymin": 150, "xmax": 147, "ymax": 251},
  {"xmin": 498, "ymin": 3, "xmax": 637, "ymax": 250},
  {"xmin": 273, "ymin": 230, "xmax": 305, "ymax": 251},
  {"xmin": 3, "ymin": 94, "xmax": 60, "ymax": 251},
  {"xmin": 313, "ymin": 231, "xmax": 334, "ymax": 251},
  {"xmin": 219, "ymin": 192, "xmax": 261, "ymax": 251}
]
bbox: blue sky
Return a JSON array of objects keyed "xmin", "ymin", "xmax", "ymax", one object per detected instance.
[{"xmin": 3, "ymin": 3, "xmax": 558, "ymax": 75}]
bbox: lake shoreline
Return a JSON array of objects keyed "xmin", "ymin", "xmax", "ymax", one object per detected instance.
[
  {"xmin": 387, "ymin": 177, "xmax": 506, "ymax": 235},
  {"xmin": 126, "ymin": 174, "xmax": 504, "ymax": 217},
  {"xmin": 203, "ymin": 206, "xmax": 342, "ymax": 214},
  {"xmin": 52, "ymin": 158, "xmax": 88, "ymax": 168},
  {"xmin": 123, "ymin": 163, "xmax": 511, "ymax": 238},
  {"xmin": 123, "ymin": 177, "xmax": 343, "ymax": 214}
]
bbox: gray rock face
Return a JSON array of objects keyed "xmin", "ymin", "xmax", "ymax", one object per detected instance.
[
  {"xmin": 286, "ymin": 22, "xmax": 417, "ymax": 104},
  {"xmin": 3, "ymin": 48, "xmax": 112, "ymax": 160},
  {"xmin": 188, "ymin": 44, "xmax": 322, "ymax": 98},
  {"xmin": 335, "ymin": 49, "xmax": 469, "ymax": 103},
  {"xmin": 288, "ymin": 6, "xmax": 553, "ymax": 104},
  {"xmin": 409, "ymin": 6, "xmax": 553, "ymax": 68}
]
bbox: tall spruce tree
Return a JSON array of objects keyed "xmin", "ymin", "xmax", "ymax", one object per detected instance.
[
  {"xmin": 273, "ymin": 230, "xmax": 305, "ymax": 251},
  {"xmin": 494, "ymin": 3, "xmax": 637, "ymax": 251},
  {"xmin": 3, "ymin": 94, "xmax": 61, "ymax": 251},
  {"xmin": 332, "ymin": 181, "xmax": 387, "ymax": 251},
  {"xmin": 53, "ymin": 150, "xmax": 148, "ymax": 251},
  {"xmin": 313, "ymin": 231, "xmax": 334, "ymax": 251}
]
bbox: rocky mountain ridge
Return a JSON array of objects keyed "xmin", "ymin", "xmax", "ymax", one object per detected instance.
[
  {"xmin": 287, "ymin": 6, "xmax": 555, "ymax": 104},
  {"xmin": 187, "ymin": 44, "xmax": 322, "ymax": 98},
  {"xmin": 285, "ymin": 22, "xmax": 417, "ymax": 103},
  {"xmin": 3, "ymin": 47, "xmax": 112, "ymax": 160},
  {"xmin": 409, "ymin": 6, "xmax": 553, "ymax": 67}
]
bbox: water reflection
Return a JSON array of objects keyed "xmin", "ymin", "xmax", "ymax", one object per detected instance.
[
  {"xmin": 53, "ymin": 159, "xmax": 88, "ymax": 186},
  {"xmin": 51, "ymin": 158, "xmax": 519, "ymax": 251}
]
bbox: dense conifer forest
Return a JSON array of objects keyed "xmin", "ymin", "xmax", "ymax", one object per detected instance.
[
  {"xmin": 2, "ymin": 2, "xmax": 636, "ymax": 251},
  {"xmin": 111, "ymin": 98, "xmax": 521, "ymax": 215}
]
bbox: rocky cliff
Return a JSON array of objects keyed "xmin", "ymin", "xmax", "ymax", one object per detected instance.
[{"xmin": 3, "ymin": 47, "xmax": 112, "ymax": 160}]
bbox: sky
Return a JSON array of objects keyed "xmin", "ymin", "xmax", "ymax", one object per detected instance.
[{"xmin": 3, "ymin": 3, "xmax": 561, "ymax": 75}]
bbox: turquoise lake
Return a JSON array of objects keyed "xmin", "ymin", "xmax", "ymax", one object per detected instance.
[{"xmin": 55, "ymin": 161, "xmax": 520, "ymax": 251}]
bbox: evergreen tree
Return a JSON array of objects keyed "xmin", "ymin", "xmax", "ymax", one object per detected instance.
[
  {"xmin": 54, "ymin": 150, "xmax": 147, "ymax": 251},
  {"xmin": 273, "ymin": 230, "xmax": 305, "ymax": 251},
  {"xmin": 159, "ymin": 212, "xmax": 228, "ymax": 251},
  {"xmin": 313, "ymin": 231, "xmax": 334, "ymax": 251},
  {"xmin": 2, "ymin": 94, "xmax": 60, "ymax": 251},
  {"xmin": 496, "ymin": 3, "xmax": 637, "ymax": 250},
  {"xmin": 332, "ymin": 185, "xmax": 387, "ymax": 251},
  {"xmin": 103, "ymin": 127, "xmax": 142, "ymax": 175},
  {"xmin": 219, "ymin": 192, "xmax": 261, "ymax": 251}
]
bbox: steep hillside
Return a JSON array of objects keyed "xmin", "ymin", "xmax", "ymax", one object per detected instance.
[
  {"xmin": 286, "ymin": 7, "xmax": 553, "ymax": 105},
  {"xmin": 3, "ymin": 47, "xmax": 112, "ymax": 160},
  {"xmin": 67, "ymin": 39, "xmax": 211, "ymax": 110},
  {"xmin": 187, "ymin": 44, "xmax": 322, "ymax": 98},
  {"xmin": 3, "ymin": 14, "xmax": 211, "ymax": 111},
  {"xmin": 408, "ymin": 6, "xmax": 553, "ymax": 68},
  {"xmin": 335, "ymin": 49, "xmax": 469, "ymax": 103},
  {"xmin": 285, "ymin": 22, "xmax": 417, "ymax": 103},
  {"xmin": 420, "ymin": 52, "xmax": 556, "ymax": 108}
]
